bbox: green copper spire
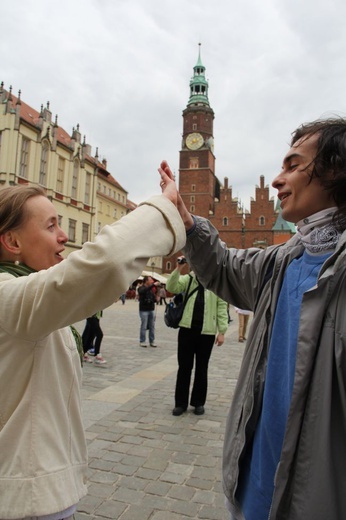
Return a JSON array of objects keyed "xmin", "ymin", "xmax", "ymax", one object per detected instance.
[{"xmin": 187, "ymin": 43, "xmax": 210, "ymax": 106}]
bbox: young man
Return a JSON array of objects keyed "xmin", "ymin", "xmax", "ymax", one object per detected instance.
[
  {"xmin": 138, "ymin": 275, "xmax": 159, "ymax": 347},
  {"xmin": 159, "ymin": 117, "xmax": 346, "ymax": 520}
]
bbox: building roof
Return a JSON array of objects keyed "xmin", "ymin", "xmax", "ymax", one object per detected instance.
[
  {"xmin": 187, "ymin": 43, "xmax": 210, "ymax": 107},
  {"xmin": 272, "ymin": 199, "xmax": 296, "ymax": 232},
  {"xmin": 1, "ymin": 84, "xmax": 128, "ymax": 193}
]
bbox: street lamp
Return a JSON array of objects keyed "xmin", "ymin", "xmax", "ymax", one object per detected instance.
[{"xmin": 151, "ymin": 262, "xmax": 155, "ymax": 277}]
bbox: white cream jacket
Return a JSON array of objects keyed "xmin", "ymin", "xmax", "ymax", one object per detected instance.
[{"xmin": 0, "ymin": 196, "xmax": 185, "ymax": 519}]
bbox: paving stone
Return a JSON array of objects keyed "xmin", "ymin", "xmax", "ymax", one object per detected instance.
[
  {"xmin": 95, "ymin": 499, "xmax": 127, "ymax": 518},
  {"xmin": 167, "ymin": 484, "xmax": 195, "ymax": 502},
  {"xmin": 145, "ymin": 480, "xmax": 172, "ymax": 496},
  {"xmin": 112, "ymin": 486, "xmax": 145, "ymax": 505},
  {"xmin": 170, "ymin": 497, "xmax": 200, "ymax": 517},
  {"xmin": 118, "ymin": 474, "xmax": 148, "ymax": 491},
  {"xmin": 118, "ymin": 504, "xmax": 153, "ymax": 520}
]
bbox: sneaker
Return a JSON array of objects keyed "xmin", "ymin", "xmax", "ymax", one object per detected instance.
[
  {"xmin": 150, "ymin": 343, "xmax": 157, "ymax": 348},
  {"xmin": 194, "ymin": 406, "xmax": 205, "ymax": 416},
  {"xmin": 94, "ymin": 355, "xmax": 107, "ymax": 365},
  {"xmin": 83, "ymin": 354, "xmax": 93, "ymax": 363},
  {"xmin": 87, "ymin": 348, "xmax": 95, "ymax": 356},
  {"xmin": 139, "ymin": 343, "xmax": 147, "ymax": 348}
]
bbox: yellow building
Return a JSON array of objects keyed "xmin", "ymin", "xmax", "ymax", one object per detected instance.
[{"xmin": 0, "ymin": 84, "xmax": 130, "ymax": 255}]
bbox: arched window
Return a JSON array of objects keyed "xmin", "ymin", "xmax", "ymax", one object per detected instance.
[
  {"xmin": 71, "ymin": 159, "xmax": 79, "ymax": 199},
  {"xmin": 20, "ymin": 137, "xmax": 30, "ymax": 179},
  {"xmin": 259, "ymin": 216, "xmax": 265, "ymax": 226},
  {"xmin": 57, "ymin": 156, "xmax": 65, "ymax": 193},
  {"xmin": 166, "ymin": 261, "xmax": 171, "ymax": 271},
  {"xmin": 84, "ymin": 172, "xmax": 91, "ymax": 204},
  {"xmin": 39, "ymin": 141, "xmax": 49, "ymax": 186},
  {"xmin": 223, "ymin": 217, "xmax": 228, "ymax": 226}
]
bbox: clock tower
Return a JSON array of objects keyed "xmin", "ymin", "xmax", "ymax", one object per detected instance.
[{"xmin": 179, "ymin": 44, "xmax": 216, "ymax": 217}]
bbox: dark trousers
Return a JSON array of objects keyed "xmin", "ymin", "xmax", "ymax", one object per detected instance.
[
  {"xmin": 82, "ymin": 317, "xmax": 103, "ymax": 356},
  {"xmin": 174, "ymin": 327, "xmax": 215, "ymax": 408}
]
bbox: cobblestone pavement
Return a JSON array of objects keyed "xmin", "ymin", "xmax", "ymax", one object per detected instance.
[{"xmin": 73, "ymin": 299, "xmax": 246, "ymax": 520}]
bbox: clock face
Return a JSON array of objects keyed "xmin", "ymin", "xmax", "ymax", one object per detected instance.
[{"xmin": 186, "ymin": 132, "xmax": 204, "ymax": 150}]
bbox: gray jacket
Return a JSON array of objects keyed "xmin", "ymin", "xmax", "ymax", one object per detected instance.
[{"xmin": 184, "ymin": 216, "xmax": 346, "ymax": 520}]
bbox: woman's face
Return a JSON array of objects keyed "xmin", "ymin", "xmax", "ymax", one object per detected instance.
[{"xmin": 14, "ymin": 195, "xmax": 68, "ymax": 271}]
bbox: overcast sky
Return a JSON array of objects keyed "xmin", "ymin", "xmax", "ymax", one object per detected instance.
[{"xmin": 2, "ymin": 0, "xmax": 346, "ymax": 209}]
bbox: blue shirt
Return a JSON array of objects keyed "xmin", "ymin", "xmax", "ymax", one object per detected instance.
[{"xmin": 237, "ymin": 251, "xmax": 331, "ymax": 520}]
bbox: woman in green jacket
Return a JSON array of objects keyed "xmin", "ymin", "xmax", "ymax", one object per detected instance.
[{"xmin": 166, "ymin": 257, "xmax": 228, "ymax": 417}]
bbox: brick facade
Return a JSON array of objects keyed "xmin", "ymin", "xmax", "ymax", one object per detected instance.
[{"xmin": 163, "ymin": 49, "xmax": 294, "ymax": 275}]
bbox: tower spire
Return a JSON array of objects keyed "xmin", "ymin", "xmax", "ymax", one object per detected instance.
[{"xmin": 187, "ymin": 43, "xmax": 209, "ymax": 106}]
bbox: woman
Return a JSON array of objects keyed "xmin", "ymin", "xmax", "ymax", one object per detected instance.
[
  {"xmin": 82, "ymin": 310, "xmax": 106, "ymax": 364},
  {"xmin": 0, "ymin": 171, "xmax": 184, "ymax": 520},
  {"xmin": 166, "ymin": 257, "xmax": 228, "ymax": 416}
]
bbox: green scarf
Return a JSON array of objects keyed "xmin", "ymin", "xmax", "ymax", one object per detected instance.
[{"xmin": 0, "ymin": 261, "xmax": 84, "ymax": 366}]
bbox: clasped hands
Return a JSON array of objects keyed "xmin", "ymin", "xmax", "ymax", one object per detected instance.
[{"xmin": 158, "ymin": 160, "xmax": 194, "ymax": 230}]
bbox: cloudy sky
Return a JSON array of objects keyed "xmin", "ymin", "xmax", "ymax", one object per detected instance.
[{"xmin": 2, "ymin": 0, "xmax": 346, "ymax": 209}]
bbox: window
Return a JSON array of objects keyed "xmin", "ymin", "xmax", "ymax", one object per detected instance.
[
  {"xmin": 103, "ymin": 185, "xmax": 106, "ymax": 194},
  {"xmin": 259, "ymin": 216, "xmax": 265, "ymax": 226},
  {"xmin": 56, "ymin": 156, "xmax": 65, "ymax": 193},
  {"xmin": 20, "ymin": 138, "xmax": 30, "ymax": 179},
  {"xmin": 39, "ymin": 141, "xmax": 49, "ymax": 186},
  {"xmin": 190, "ymin": 205, "xmax": 195, "ymax": 213},
  {"xmin": 84, "ymin": 173, "xmax": 91, "ymax": 204},
  {"xmin": 108, "ymin": 188, "xmax": 111, "ymax": 197},
  {"xmin": 97, "ymin": 221, "xmax": 101, "ymax": 233},
  {"xmin": 71, "ymin": 160, "xmax": 79, "ymax": 199},
  {"xmin": 189, "ymin": 158, "xmax": 199, "ymax": 169},
  {"xmin": 97, "ymin": 182, "xmax": 101, "ymax": 191},
  {"xmin": 107, "ymin": 205, "xmax": 110, "ymax": 216},
  {"xmin": 113, "ymin": 207, "xmax": 117, "ymax": 219},
  {"xmin": 68, "ymin": 219, "xmax": 76, "ymax": 242},
  {"xmin": 191, "ymin": 184, "xmax": 196, "ymax": 192},
  {"xmin": 190, "ymin": 195, "xmax": 195, "ymax": 203},
  {"xmin": 166, "ymin": 261, "xmax": 171, "ymax": 271},
  {"xmin": 58, "ymin": 215, "xmax": 63, "ymax": 227},
  {"xmin": 82, "ymin": 223, "xmax": 89, "ymax": 244},
  {"xmin": 223, "ymin": 217, "xmax": 228, "ymax": 226},
  {"xmin": 192, "ymin": 123, "xmax": 197, "ymax": 130},
  {"xmin": 99, "ymin": 201, "xmax": 103, "ymax": 213}
]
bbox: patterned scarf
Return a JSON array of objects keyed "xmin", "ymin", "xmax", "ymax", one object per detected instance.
[
  {"xmin": 0, "ymin": 261, "xmax": 84, "ymax": 365},
  {"xmin": 296, "ymin": 207, "xmax": 341, "ymax": 255}
]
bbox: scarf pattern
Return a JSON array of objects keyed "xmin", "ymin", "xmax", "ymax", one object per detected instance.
[
  {"xmin": 298, "ymin": 224, "xmax": 341, "ymax": 254},
  {"xmin": 296, "ymin": 208, "xmax": 341, "ymax": 255}
]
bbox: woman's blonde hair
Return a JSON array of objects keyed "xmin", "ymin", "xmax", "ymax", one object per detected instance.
[{"xmin": 0, "ymin": 185, "xmax": 46, "ymax": 235}]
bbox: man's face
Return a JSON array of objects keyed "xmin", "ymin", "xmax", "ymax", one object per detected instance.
[
  {"xmin": 14, "ymin": 195, "xmax": 68, "ymax": 271},
  {"xmin": 272, "ymin": 134, "xmax": 334, "ymax": 223},
  {"xmin": 145, "ymin": 277, "xmax": 154, "ymax": 286}
]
